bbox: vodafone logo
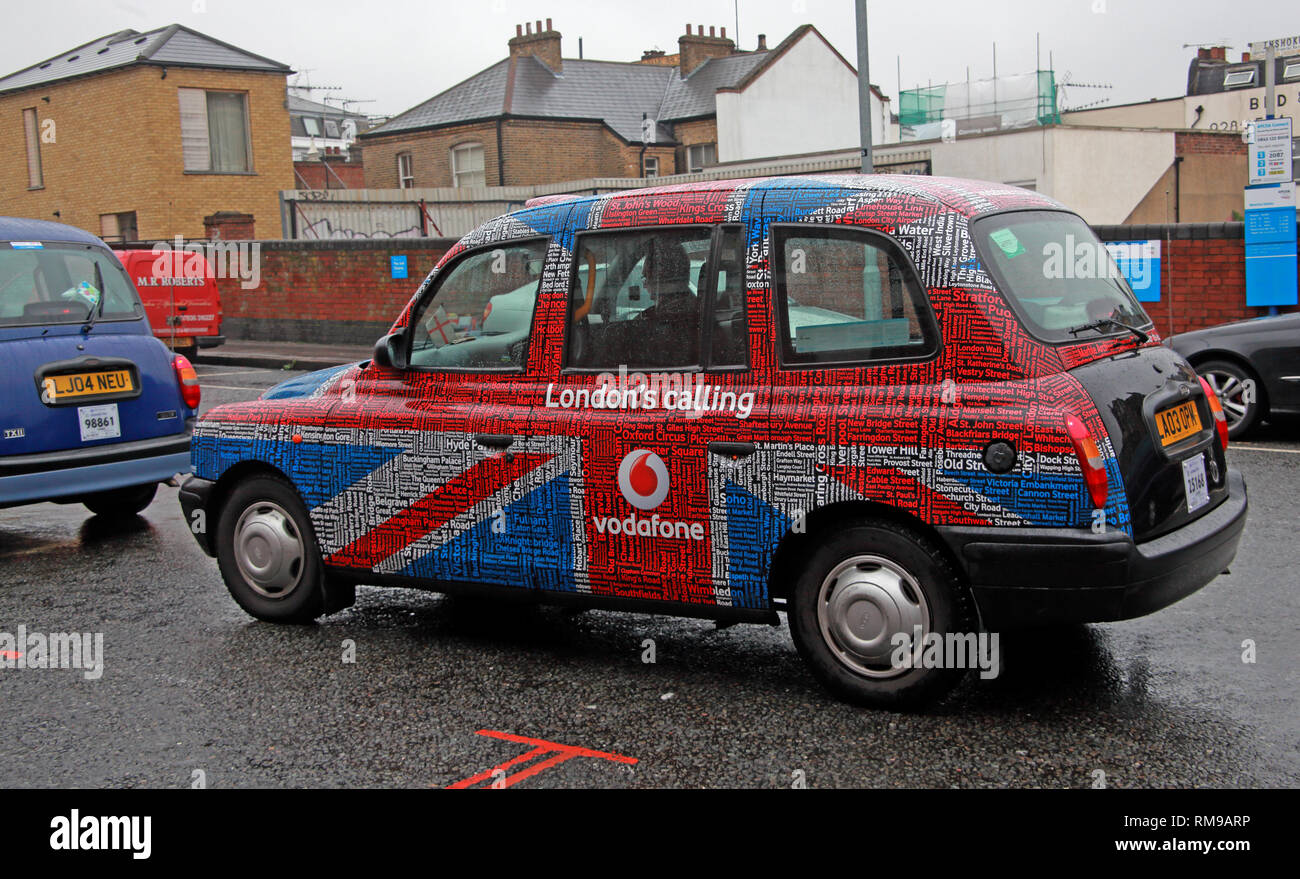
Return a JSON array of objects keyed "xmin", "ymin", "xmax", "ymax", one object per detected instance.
[{"xmin": 617, "ymin": 449, "xmax": 669, "ymax": 510}]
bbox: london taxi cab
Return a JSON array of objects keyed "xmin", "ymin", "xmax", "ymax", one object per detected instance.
[{"xmin": 178, "ymin": 176, "xmax": 1247, "ymax": 706}]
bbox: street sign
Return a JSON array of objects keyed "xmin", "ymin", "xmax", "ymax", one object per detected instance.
[
  {"xmin": 1104, "ymin": 240, "xmax": 1162, "ymax": 303},
  {"xmin": 1248, "ymin": 117, "xmax": 1293, "ymax": 186},
  {"xmin": 1243, "ymin": 181, "xmax": 1298, "ymax": 307},
  {"xmin": 1249, "ymin": 36, "xmax": 1300, "ymax": 59}
]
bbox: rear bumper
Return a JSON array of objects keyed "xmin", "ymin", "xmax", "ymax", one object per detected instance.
[
  {"xmin": 0, "ymin": 432, "xmax": 192, "ymax": 508},
  {"xmin": 938, "ymin": 468, "xmax": 1248, "ymax": 628},
  {"xmin": 196, "ymin": 335, "xmax": 225, "ymax": 349}
]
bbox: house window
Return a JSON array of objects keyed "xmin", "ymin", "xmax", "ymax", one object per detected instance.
[
  {"xmin": 1284, "ymin": 61, "xmax": 1300, "ymax": 81},
  {"xmin": 686, "ymin": 143, "xmax": 717, "ymax": 173},
  {"xmin": 178, "ymin": 88, "xmax": 252, "ymax": 173},
  {"xmin": 324, "ymin": 119, "xmax": 340, "ymax": 138},
  {"xmin": 643, "ymin": 155, "xmax": 659, "ymax": 178},
  {"xmin": 23, "ymin": 108, "xmax": 43, "ymax": 189},
  {"xmin": 397, "ymin": 152, "xmax": 414, "ymax": 189},
  {"xmin": 1222, "ymin": 68, "xmax": 1257, "ymax": 88},
  {"xmin": 302, "ymin": 116, "xmax": 322, "ymax": 137},
  {"xmin": 451, "ymin": 142, "xmax": 486, "ymax": 188},
  {"xmin": 99, "ymin": 212, "xmax": 138, "ymax": 244}
]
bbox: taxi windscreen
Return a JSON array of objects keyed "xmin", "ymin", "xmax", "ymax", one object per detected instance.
[
  {"xmin": 972, "ymin": 211, "xmax": 1152, "ymax": 343},
  {"xmin": 0, "ymin": 242, "xmax": 142, "ymax": 328}
]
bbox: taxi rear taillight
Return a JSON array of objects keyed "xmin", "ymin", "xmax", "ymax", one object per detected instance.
[
  {"xmin": 173, "ymin": 353, "xmax": 201, "ymax": 410},
  {"xmin": 1198, "ymin": 376, "xmax": 1229, "ymax": 450},
  {"xmin": 1064, "ymin": 413, "xmax": 1108, "ymax": 510}
]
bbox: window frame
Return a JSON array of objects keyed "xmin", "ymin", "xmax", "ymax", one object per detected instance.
[
  {"xmin": 401, "ymin": 235, "xmax": 552, "ymax": 375},
  {"xmin": 686, "ymin": 143, "xmax": 717, "ymax": 173},
  {"xmin": 642, "ymin": 155, "xmax": 659, "ymax": 178},
  {"xmin": 1222, "ymin": 67, "xmax": 1257, "ymax": 88},
  {"xmin": 450, "ymin": 141, "xmax": 486, "ymax": 188},
  {"xmin": 771, "ymin": 222, "xmax": 942, "ymax": 370},
  {"xmin": 22, "ymin": 107, "xmax": 43, "ymax": 190},
  {"xmin": 1283, "ymin": 61, "xmax": 1300, "ymax": 81},
  {"xmin": 396, "ymin": 152, "xmax": 414, "ymax": 189},
  {"xmin": 561, "ymin": 223, "xmax": 743, "ymax": 375},
  {"xmin": 179, "ymin": 88, "xmax": 254, "ymax": 175}
]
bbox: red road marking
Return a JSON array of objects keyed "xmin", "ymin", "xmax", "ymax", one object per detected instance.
[{"xmin": 447, "ymin": 730, "xmax": 637, "ymax": 789}]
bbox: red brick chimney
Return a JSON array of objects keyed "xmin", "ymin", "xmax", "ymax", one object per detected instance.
[
  {"xmin": 679, "ymin": 23, "xmax": 735, "ymax": 75},
  {"xmin": 510, "ymin": 18, "xmax": 562, "ymax": 72}
]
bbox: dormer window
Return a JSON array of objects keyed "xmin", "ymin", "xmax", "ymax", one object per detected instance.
[{"xmin": 1223, "ymin": 68, "xmax": 1257, "ymax": 88}]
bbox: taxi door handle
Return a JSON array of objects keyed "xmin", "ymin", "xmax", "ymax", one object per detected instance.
[
  {"xmin": 708, "ymin": 441, "xmax": 755, "ymax": 458},
  {"xmin": 475, "ymin": 434, "xmax": 516, "ymax": 450}
]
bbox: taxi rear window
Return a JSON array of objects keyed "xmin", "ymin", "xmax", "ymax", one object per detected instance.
[
  {"xmin": 971, "ymin": 211, "xmax": 1152, "ymax": 343},
  {"xmin": 0, "ymin": 242, "xmax": 142, "ymax": 328}
]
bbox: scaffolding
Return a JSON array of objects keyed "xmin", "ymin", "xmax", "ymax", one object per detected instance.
[{"xmin": 900, "ymin": 70, "xmax": 1059, "ymax": 140}]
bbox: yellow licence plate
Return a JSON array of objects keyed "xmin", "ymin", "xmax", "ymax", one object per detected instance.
[
  {"xmin": 1156, "ymin": 400, "xmax": 1202, "ymax": 446},
  {"xmin": 44, "ymin": 369, "xmax": 135, "ymax": 401}
]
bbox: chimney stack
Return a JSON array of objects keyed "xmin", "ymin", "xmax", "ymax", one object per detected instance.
[
  {"xmin": 509, "ymin": 19, "xmax": 563, "ymax": 72},
  {"xmin": 678, "ymin": 22, "xmax": 735, "ymax": 75},
  {"xmin": 757, "ymin": 34, "xmax": 768, "ymax": 51}
]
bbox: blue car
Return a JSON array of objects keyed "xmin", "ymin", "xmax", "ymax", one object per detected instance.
[{"xmin": 0, "ymin": 218, "xmax": 198, "ymax": 515}]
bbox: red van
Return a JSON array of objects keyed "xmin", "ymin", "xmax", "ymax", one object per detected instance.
[{"xmin": 117, "ymin": 249, "xmax": 224, "ymax": 358}]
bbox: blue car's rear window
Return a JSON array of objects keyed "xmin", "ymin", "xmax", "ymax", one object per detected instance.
[{"xmin": 0, "ymin": 242, "xmax": 142, "ymax": 328}]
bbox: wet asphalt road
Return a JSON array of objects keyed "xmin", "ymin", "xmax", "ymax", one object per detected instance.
[{"xmin": 0, "ymin": 363, "xmax": 1296, "ymax": 788}]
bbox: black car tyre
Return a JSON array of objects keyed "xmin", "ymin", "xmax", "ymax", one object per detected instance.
[
  {"xmin": 216, "ymin": 475, "xmax": 326, "ymax": 624},
  {"xmin": 787, "ymin": 518, "xmax": 977, "ymax": 708},
  {"xmin": 1199, "ymin": 359, "xmax": 1262, "ymax": 439},
  {"xmin": 83, "ymin": 483, "xmax": 158, "ymax": 517}
]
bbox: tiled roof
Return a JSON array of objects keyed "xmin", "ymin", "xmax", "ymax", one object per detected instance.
[
  {"xmin": 0, "ymin": 23, "xmax": 290, "ymax": 95},
  {"xmin": 365, "ymin": 50, "xmax": 771, "ymax": 143}
]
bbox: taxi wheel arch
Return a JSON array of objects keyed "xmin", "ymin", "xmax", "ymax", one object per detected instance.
[
  {"xmin": 783, "ymin": 513, "xmax": 977, "ymax": 708},
  {"xmin": 213, "ymin": 468, "xmax": 347, "ymax": 623}
]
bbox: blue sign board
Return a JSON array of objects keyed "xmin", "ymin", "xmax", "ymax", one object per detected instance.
[
  {"xmin": 1243, "ymin": 182, "xmax": 1297, "ymax": 307},
  {"xmin": 1105, "ymin": 240, "xmax": 1162, "ymax": 303},
  {"xmin": 390, "ymin": 255, "xmax": 408, "ymax": 280}
]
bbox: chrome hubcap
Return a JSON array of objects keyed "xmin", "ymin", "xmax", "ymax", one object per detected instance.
[
  {"xmin": 1203, "ymin": 370, "xmax": 1249, "ymax": 428},
  {"xmin": 817, "ymin": 554, "xmax": 931, "ymax": 679},
  {"xmin": 233, "ymin": 501, "xmax": 304, "ymax": 599}
]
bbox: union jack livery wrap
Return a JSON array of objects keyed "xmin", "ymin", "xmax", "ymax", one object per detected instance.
[{"xmin": 182, "ymin": 174, "xmax": 1246, "ymax": 704}]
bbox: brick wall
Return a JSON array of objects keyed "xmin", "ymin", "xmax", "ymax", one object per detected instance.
[
  {"xmin": 0, "ymin": 65, "xmax": 292, "ymax": 240},
  {"xmin": 210, "ymin": 238, "xmax": 455, "ymax": 345},
  {"xmin": 294, "ymin": 158, "xmax": 365, "ymax": 190},
  {"xmin": 1095, "ymin": 222, "xmax": 1299, "ymax": 337}
]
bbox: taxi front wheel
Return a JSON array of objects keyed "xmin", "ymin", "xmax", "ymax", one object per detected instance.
[
  {"xmin": 216, "ymin": 475, "xmax": 327, "ymax": 624},
  {"xmin": 787, "ymin": 519, "xmax": 976, "ymax": 708}
]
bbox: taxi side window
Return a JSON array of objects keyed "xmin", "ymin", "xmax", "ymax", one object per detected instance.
[
  {"xmin": 566, "ymin": 228, "xmax": 713, "ymax": 370},
  {"xmin": 408, "ymin": 239, "xmax": 548, "ymax": 370},
  {"xmin": 773, "ymin": 226, "xmax": 939, "ymax": 367}
]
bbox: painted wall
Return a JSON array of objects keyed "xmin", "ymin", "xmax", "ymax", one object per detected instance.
[{"xmin": 715, "ymin": 31, "xmax": 891, "ymax": 162}]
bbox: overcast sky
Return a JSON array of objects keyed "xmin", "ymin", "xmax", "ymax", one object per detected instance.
[{"xmin": 3, "ymin": 0, "xmax": 1296, "ymax": 117}]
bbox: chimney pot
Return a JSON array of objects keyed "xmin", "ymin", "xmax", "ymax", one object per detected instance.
[
  {"xmin": 525, "ymin": 22, "xmax": 532, "ymax": 35},
  {"xmin": 697, "ymin": 24, "xmax": 704, "ymax": 36},
  {"xmin": 536, "ymin": 20, "xmax": 543, "ymax": 33},
  {"xmin": 686, "ymin": 24, "xmax": 692, "ymax": 36},
  {"xmin": 721, "ymin": 26, "xmax": 726, "ymax": 39},
  {"xmin": 1241, "ymin": 52, "xmax": 1251, "ymax": 62},
  {"xmin": 709, "ymin": 26, "xmax": 715, "ymax": 37},
  {"xmin": 516, "ymin": 24, "xmax": 522, "ymax": 37},
  {"xmin": 546, "ymin": 17, "xmax": 552, "ymax": 31},
  {"xmin": 757, "ymin": 33, "xmax": 767, "ymax": 51}
]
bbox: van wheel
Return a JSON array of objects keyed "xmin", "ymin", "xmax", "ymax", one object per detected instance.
[
  {"xmin": 787, "ymin": 519, "xmax": 976, "ymax": 707},
  {"xmin": 83, "ymin": 483, "xmax": 158, "ymax": 517},
  {"xmin": 1198, "ymin": 359, "xmax": 1262, "ymax": 438},
  {"xmin": 216, "ymin": 475, "xmax": 326, "ymax": 624},
  {"xmin": 175, "ymin": 344, "xmax": 198, "ymax": 361}
]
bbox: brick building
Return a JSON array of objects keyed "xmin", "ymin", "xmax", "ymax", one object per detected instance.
[
  {"xmin": 360, "ymin": 20, "xmax": 892, "ymax": 189},
  {"xmin": 0, "ymin": 24, "xmax": 294, "ymax": 241}
]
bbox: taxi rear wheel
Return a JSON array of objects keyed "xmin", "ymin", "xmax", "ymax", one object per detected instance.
[
  {"xmin": 787, "ymin": 519, "xmax": 976, "ymax": 708},
  {"xmin": 216, "ymin": 475, "xmax": 326, "ymax": 624},
  {"xmin": 83, "ymin": 483, "xmax": 157, "ymax": 517}
]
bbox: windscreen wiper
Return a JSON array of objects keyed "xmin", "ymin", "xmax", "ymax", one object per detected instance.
[
  {"xmin": 80, "ymin": 262, "xmax": 107, "ymax": 333},
  {"xmin": 1067, "ymin": 316, "xmax": 1149, "ymax": 344}
]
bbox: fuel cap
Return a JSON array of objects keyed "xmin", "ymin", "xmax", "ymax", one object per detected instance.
[{"xmin": 983, "ymin": 441, "xmax": 1017, "ymax": 474}]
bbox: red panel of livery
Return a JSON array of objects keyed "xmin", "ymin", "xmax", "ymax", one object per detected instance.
[{"xmin": 179, "ymin": 175, "xmax": 1247, "ymax": 705}]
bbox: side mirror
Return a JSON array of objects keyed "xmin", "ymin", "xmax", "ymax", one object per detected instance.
[{"xmin": 372, "ymin": 332, "xmax": 408, "ymax": 370}]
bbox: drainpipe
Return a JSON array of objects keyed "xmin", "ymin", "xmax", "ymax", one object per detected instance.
[{"xmin": 496, "ymin": 120, "xmax": 506, "ymax": 187}]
